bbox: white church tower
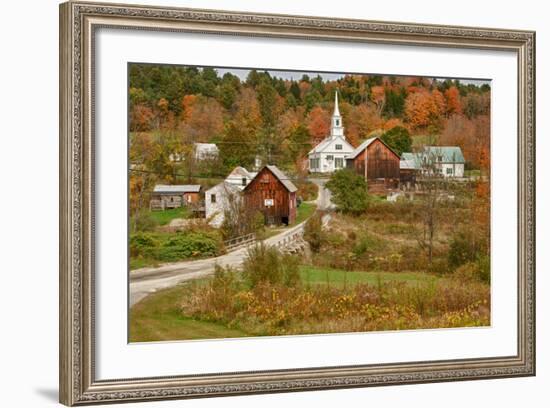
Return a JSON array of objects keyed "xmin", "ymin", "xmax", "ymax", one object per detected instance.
[
  {"xmin": 330, "ymin": 91, "xmax": 345, "ymax": 139},
  {"xmin": 307, "ymin": 91, "xmax": 355, "ymax": 173}
]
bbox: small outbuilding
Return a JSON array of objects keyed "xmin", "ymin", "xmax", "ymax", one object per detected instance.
[
  {"xmin": 149, "ymin": 184, "xmax": 202, "ymax": 210},
  {"xmin": 346, "ymin": 137, "xmax": 401, "ymax": 193},
  {"xmin": 243, "ymin": 165, "xmax": 298, "ymax": 226}
]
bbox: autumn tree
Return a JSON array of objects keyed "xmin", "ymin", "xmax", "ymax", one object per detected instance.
[
  {"xmin": 444, "ymin": 86, "xmax": 462, "ymax": 116},
  {"xmin": 306, "ymin": 106, "xmax": 330, "ymax": 143}
]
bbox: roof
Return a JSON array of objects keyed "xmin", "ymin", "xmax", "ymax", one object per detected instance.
[
  {"xmin": 347, "ymin": 137, "xmax": 376, "ymax": 159},
  {"xmin": 423, "ymin": 146, "xmax": 465, "ymax": 163},
  {"xmin": 153, "ymin": 184, "xmax": 201, "ymax": 194},
  {"xmin": 227, "ymin": 166, "xmax": 252, "ymax": 178},
  {"xmin": 245, "ymin": 165, "xmax": 298, "ymax": 193},
  {"xmin": 194, "ymin": 142, "xmax": 219, "ymax": 151},
  {"xmin": 205, "ymin": 181, "xmax": 241, "ymax": 194},
  {"xmin": 348, "ymin": 137, "xmax": 401, "ymax": 160},
  {"xmin": 308, "ymin": 135, "xmax": 354, "ymax": 155},
  {"xmin": 400, "ymin": 152, "xmax": 422, "ymax": 170},
  {"xmin": 266, "ymin": 165, "xmax": 298, "ymax": 192}
]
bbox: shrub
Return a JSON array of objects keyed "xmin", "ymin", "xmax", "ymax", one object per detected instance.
[
  {"xmin": 304, "ymin": 213, "xmax": 324, "ymax": 253},
  {"xmin": 129, "ymin": 232, "xmax": 158, "ymax": 257},
  {"xmin": 296, "ymin": 180, "xmax": 318, "ymax": 202},
  {"xmin": 132, "ymin": 211, "xmax": 159, "ymax": 232},
  {"xmin": 242, "ymin": 243, "xmax": 301, "ymax": 288},
  {"xmin": 156, "ymin": 232, "xmax": 222, "ymax": 261},
  {"xmin": 448, "ymin": 228, "xmax": 488, "ymax": 268},
  {"xmin": 453, "ymin": 255, "xmax": 490, "ymax": 284},
  {"xmin": 326, "ymin": 169, "xmax": 370, "ymax": 215}
]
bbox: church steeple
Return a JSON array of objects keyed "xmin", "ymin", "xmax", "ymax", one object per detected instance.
[{"xmin": 330, "ymin": 90, "xmax": 345, "ymax": 139}]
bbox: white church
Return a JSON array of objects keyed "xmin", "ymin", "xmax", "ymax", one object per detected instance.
[{"xmin": 308, "ymin": 92, "xmax": 355, "ymax": 173}]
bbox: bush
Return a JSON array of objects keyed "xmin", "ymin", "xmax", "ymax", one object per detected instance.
[
  {"xmin": 156, "ymin": 232, "xmax": 222, "ymax": 261},
  {"xmin": 326, "ymin": 169, "xmax": 370, "ymax": 215},
  {"xmin": 448, "ymin": 228, "xmax": 488, "ymax": 269},
  {"xmin": 129, "ymin": 232, "xmax": 158, "ymax": 257},
  {"xmin": 242, "ymin": 243, "xmax": 301, "ymax": 288},
  {"xmin": 296, "ymin": 181, "xmax": 319, "ymax": 202},
  {"xmin": 453, "ymin": 256, "xmax": 490, "ymax": 284},
  {"xmin": 132, "ymin": 211, "xmax": 159, "ymax": 232},
  {"xmin": 304, "ymin": 213, "xmax": 323, "ymax": 253}
]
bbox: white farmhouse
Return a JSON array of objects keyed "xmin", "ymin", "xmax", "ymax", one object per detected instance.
[
  {"xmin": 204, "ymin": 182, "xmax": 242, "ymax": 227},
  {"xmin": 422, "ymin": 146, "xmax": 465, "ymax": 178},
  {"xmin": 205, "ymin": 166, "xmax": 257, "ymax": 227},
  {"xmin": 307, "ymin": 92, "xmax": 355, "ymax": 173},
  {"xmin": 194, "ymin": 143, "xmax": 219, "ymax": 160},
  {"xmin": 224, "ymin": 166, "xmax": 257, "ymax": 190}
]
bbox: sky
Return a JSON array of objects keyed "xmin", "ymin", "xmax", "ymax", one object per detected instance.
[{"xmin": 215, "ymin": 67, "xmax": 491, "ymax": 86}]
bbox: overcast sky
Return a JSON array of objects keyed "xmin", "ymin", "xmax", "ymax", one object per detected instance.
[{"xmin": 215, "ymin": 67, "xmax": 490, "ymax": 85}]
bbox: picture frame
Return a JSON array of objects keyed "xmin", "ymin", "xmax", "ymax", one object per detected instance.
[{"xmin": 59, "ymin": 1, "xmax": 536, "ymax": 405}]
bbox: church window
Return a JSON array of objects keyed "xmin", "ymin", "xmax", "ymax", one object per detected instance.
[{"xmin": 335, "ymin": 144, "xmax": 342, "ymax": 150}]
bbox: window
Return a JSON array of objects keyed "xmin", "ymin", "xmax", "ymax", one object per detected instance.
[
  {"xmin": 326, "ymin": 155, "xmax": 334, "ymax": 161},
  {"xmin": 335, "ymin": 144, "xmax": 342, "ymax": 150},
  {"xmin": 335, "ymin": 157, "xmax": 344, "ymax": 168},
  {"xmin": 446, "ymin": 168, "xmax": 453, "ymax": 175},
  {"xmin": 438, "ymin": 155, "xmax": 443, "ymax": 162},
  {"xmin": 210, "ymin": 194, "xmax": 216, "ymax": 203},
  {"xmin": 335, "ymin": 119, "xmax": 340, "ymax": 126},
  {"xmin": 242, "ymin": 177, "xmax": 247, "ymax": 186}
]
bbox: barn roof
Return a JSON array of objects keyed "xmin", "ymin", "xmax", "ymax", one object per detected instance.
[
  {"xmin": 244, "ymin": 165, "xmax": 298, "ymax": 193},
  {"xmin": 153, "ymin": 184, "xmax": 201, "ymax": 194},
  {"xmin": 423, "ymin": 146, "xmax": 465, "ymax": 163},
  {"xmin": 348, "ymin": 137, "xmax": 376, "ymax": 159},
  {"xmin": 348, "ymin": 136, "xmax": 401, "ymax": 160}
]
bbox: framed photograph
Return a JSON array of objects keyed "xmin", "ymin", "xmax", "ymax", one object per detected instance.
[{"xmin": 59, "ymin": 1, "xmax": 535, "ymax": 405}]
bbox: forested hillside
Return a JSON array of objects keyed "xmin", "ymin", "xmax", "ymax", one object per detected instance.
[{"xmin": 129, "ymin": 64, "xmax": 490, "ymax": 177}]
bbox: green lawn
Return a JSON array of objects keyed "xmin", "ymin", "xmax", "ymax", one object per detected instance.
[
  {"xmin": 130, "ymin": 283, "xmax": 249, "ymax": 342},
  {"xmin": 295, "ymin": 202, "xmax": 317, "ymax": 225},
  {"xmin": 149, "ymin": 207, "xmax": 191, "ymax": 226},
  {"xmin": 299, "ymin": 265, "xmax": 438, "ymax": 288}
]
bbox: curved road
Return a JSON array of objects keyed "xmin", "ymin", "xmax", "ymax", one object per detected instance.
[{"xmin": 129, "ymin": 179, "xmax": 334, "ymax": 307}]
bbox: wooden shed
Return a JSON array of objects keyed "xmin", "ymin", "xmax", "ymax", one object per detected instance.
[
  {"xmin": 149, "ymin": 184, "xmax": 202, "ymax": 211},
  {"xmin": 243, "ymin": 165, "xmax": 297, "ymax": 226},
  {"xmin": 346, "ymin": 137, "xmax": 400, "ymax": 193}
]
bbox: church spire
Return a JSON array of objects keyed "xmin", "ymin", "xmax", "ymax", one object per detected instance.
[{"xmin": 330, "ymin": 90, "xmax": 345, "ymax": 139}]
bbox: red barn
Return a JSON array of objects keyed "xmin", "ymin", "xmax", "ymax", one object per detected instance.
[
  {"xmin": 243, "ymin": 165, "xmax": 297, "ymax": 225},
  {"xmin": 346, "ymin": 137, "xmax": 400, "ymax": 193}
]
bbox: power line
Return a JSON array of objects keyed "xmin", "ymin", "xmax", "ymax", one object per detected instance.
[{"xmin": 129, "ymin": 167, "xmax": 321, "ymax": 182}]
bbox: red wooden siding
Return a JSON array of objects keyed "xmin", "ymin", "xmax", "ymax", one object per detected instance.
[
  {"xmin": 365, "ymin": 139, "xmax": 400, "ymax": 180},
  {"xmin": 244, "ymin": 167, "xmax": 297, "ymax": 225}
]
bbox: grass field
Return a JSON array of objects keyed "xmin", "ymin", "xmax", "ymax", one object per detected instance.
[
  {"xmin": 149, "ymin": 207, "xmax": 190, "ymax": 226},
  {"xmin": 295, "ymin": 202, "xmax": 316, "ymax": 225},
  {"xmin": 299, "ymin": 265, "xmax": 437, "ymax": 288},
  {"xmin": 130, "ymin": 283, "xmax": 249, "ymax": 342},
  {"xmin": 130, "ymin": 267, "xmax": 438, "ymax": 342}
]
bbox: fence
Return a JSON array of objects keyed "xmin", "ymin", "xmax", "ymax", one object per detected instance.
[{"xmin": 224, "ymin": 233, "xmax": 256, "ymax": 252}]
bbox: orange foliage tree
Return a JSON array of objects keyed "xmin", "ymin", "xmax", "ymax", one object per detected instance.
[{"xmin": 306, "ymin": 106, "xmax": 330, "ymax": 143}]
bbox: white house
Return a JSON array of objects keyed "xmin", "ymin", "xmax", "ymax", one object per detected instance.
[
  {"xmin": 194, "ymin": 143, "xmax": 219, "ymax": 160},
  {"xmin": 205, "ymin": 166, "xmax": 257, "ymax": 227},
  {"xmin": 308, "ymin": 92, "xmax": 355, "ymax": 173},
  {"xmin": 204, "ymin": 182, "xmax": 242, "ymax": 227},
  {"xmin": 225, "ymin": 166, "xmax": 257, "ymax": 190},
  {"xmin": 400, "ymin": 146, "xmax": 466, "ymax": 178}
]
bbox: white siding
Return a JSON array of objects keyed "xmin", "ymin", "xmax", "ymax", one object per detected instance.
[{"xmin": 205, "ymin": 183, "xmax": 241, "ymax": 227}]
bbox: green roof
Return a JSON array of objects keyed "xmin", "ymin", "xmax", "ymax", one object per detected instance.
[{"xmin": 423, "ymin": 146, "xmax": 465, "ymax": 163}]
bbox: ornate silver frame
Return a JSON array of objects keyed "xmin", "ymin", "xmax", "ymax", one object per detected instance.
[{"xmin": 59, "ymin": 1, "xmax": 536, "ymax": 405}]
